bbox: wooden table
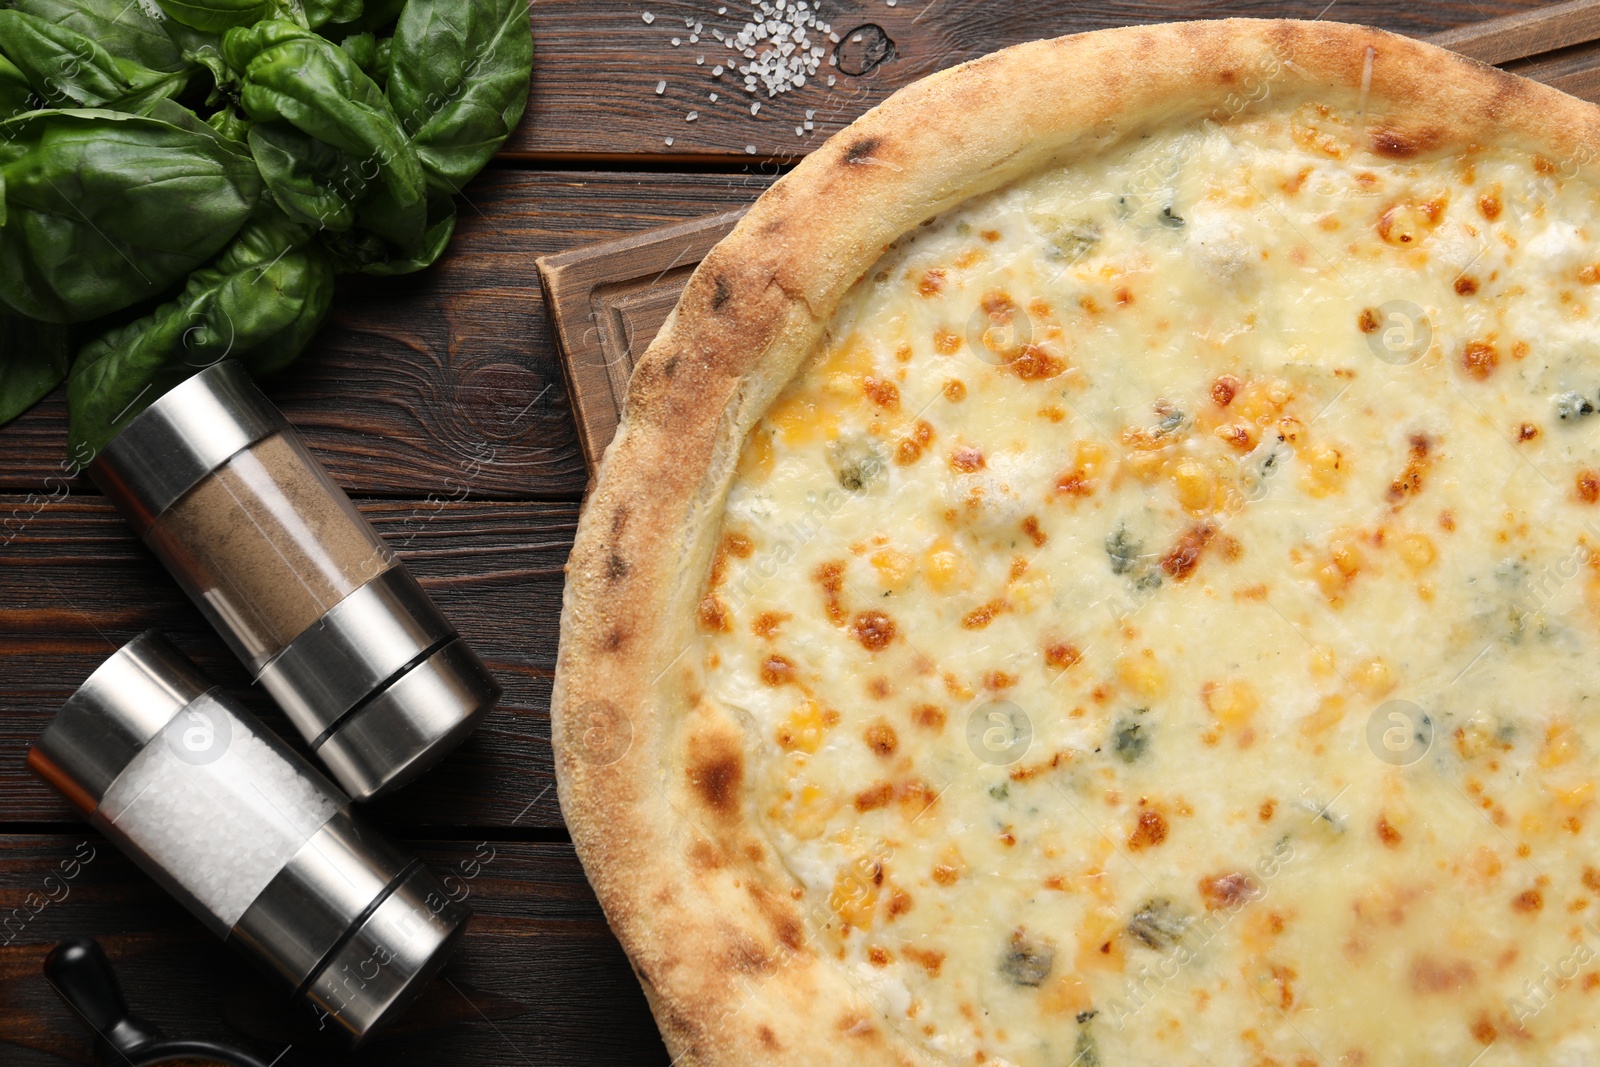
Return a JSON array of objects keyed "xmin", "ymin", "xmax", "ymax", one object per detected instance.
[{"xmin": 0, "ymin": 1, "xmax": 1555, "ymax": 1062}]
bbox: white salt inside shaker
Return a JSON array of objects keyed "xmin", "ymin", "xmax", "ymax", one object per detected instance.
[{"xmin": 29, "ymin": 632, "xmax": 469, "ymax": 1043}]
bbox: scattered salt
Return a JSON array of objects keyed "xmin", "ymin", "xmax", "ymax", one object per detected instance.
[
  {"xmin": 686, "ymin": 111, "xmax": 698, "ymax": 121},
  {"xmin": 655, "ymin": 80, "xmax": 666, "ymax": 94},
  {"xmin": 709, "ymin": 92, "xmax": 718, "ymax": 101},
  {"xmin": 665, "ymin": 136, "xmax": 674, "ymax": 145},
  {"xmin": 827, "ymin": 74, "xmax": 836, "ymax": 86},
  {"xmin": 745, "ymin": 144, "xmax": 756, "ymax": 153},
  {"xmin": 750, "ymin": 101, "xmax": 761, "ymax": 114},
  {"xmin": 672, "ymin": 37, "xmax": 681, "ymax": 46},
  {"xmin": 642, "ymin": 10, "xmax": 654, "ymax": 23},
  {"xmin": 713, "ymin": 65, "xmax": 724, "ymax": 76}
]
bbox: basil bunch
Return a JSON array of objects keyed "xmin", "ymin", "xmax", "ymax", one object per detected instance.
[{"xmin": 0, "ymin": 0, "xmax": 533, "ymax": 455}]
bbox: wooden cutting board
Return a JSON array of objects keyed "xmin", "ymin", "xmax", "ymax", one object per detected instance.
[{"xmin": 536, "ymin": 0, "xmax": 1600, "ymax": 474}]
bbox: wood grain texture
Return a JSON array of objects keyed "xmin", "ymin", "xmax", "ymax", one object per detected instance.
[
  {"xmin": 1428, "ymin": 0, "xmax": 1600, "ymax": 63},
  {"xmin": 0, "ymin": 496, "xmax": 577, "ymax": 829},
  {"xmin": 509, "ymin": 0, "xmax": 1551, "ymax": 162},
  {"xmin": 0, "ymin": 4, "xmax": 1589, "ymax": 1063},
  {"xmin": 538, "ymin": 208, "xmax": 749, "ymax": 471},
  {"xmin": 0, "ymin": 172, "xmax": 772, "ymax": 500},
  {"xmin": 0, "ymin": 836, "xmax": 670, "ymax": 1066}
]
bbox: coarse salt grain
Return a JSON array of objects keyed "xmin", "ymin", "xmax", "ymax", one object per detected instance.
[
  {"xmin": 745, "ymin": 144, "xmax": 756, "ymax": 153},
  {"xmin": 709, "ymin": 92, "xmax": 718, "ymax": 101},
  {"xmin": 826, "ymin": 74, "xmax": 836, "ymax": 85},
  {"xmin": 655, "ymin": 80, "xmax": 666, "ymax": 94},
  {"xmin": 686, "ymin": 111, "xmax": 698, "ymax": 121},
  {"xmin": 713, "ymin": 65, "xmax": 724, "ymax": 75},
  {"xmin": 665, "ymin": 136, "xmax": 674, "ymax": 145},
  {"xmin": 99, "ymin": 699, "xmax": 340, "ymax": 932},
  {"xmin": 751, "ymin": 102, "xmax": 761, "ymax": 114},
  {"xmin": 642, "ymin": 10, "xmax": 654, "ymax": 22}
]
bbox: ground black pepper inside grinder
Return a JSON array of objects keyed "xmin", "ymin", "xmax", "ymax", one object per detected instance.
[{"xmin": 88, "ymin": 361, "xmax": 500, "ymax": 800}]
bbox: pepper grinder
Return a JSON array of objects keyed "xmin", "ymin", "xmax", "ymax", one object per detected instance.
[{"xmin": 87, "ymin": 361, "xmax": 499, "ymax": 800}]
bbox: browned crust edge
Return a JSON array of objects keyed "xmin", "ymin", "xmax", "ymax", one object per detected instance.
[{"xmin": 552, "ymin": 19, "xmax": 1600, "ymax": 1066}]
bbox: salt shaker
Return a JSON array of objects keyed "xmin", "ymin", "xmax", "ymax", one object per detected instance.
[
  {"xmin": 28, "ymin": 632, "xmax": 469, "ymax": 1042},
  {"xmin": 88, "ymin": 361, "xmax": 499, "ymax": 800}
]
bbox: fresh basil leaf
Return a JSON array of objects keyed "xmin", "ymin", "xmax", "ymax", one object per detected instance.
[
  {"xmin": 9, "ymin": 0, "xmax": 187, "ymax": 74},
  {"xmin": 338, "ymin": 30, "xmax": 376, "ymax": 77},
  {"xmin": 387, "ymin": 0, "xmax": 531, "ymax": 191},
  {"xmin": 0, "ymin": 53, "xmax": 34, "ymax": 117},
  {"xmin": 0, "ymin": 11, "xmax": 189, "ymax": 112},
  {"xmin": 225, "ymin": 21, "xmax": 425, "ymax": 225},
  {"xmin": 317, "ymin": 0, "xmax": 402, "ymax": 36},
  {"xmin": 361, "ymin": 189, "xmax": 453, "ymax": 275},
  {"xmin": 302, "ymin": 0, "xmax": 363, "ymax": 30},
  {"xmin": 207, "ymin": 106, "xmax": 251, "ymax": 143},
  {"xmin": 0, "ymin": 310, "xmax": 71, "ymax": 426},
  {"xmin": 249, "ymin": 121, "xmax": 361, "ymax": 231},
  {"xmin": 155, "ymin": 0, "xmax": 278, "ymax": 34},
  {"xmin": 68, "ymin": 205, "xmax": 333, "ymax": 452},
  {"xmin": 0, "ymin": 108, "xmax": 262, "ymax": 323}
]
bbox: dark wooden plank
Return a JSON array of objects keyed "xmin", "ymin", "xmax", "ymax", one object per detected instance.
[
  {"xmin": 1428, "ymin": 0, "xmax": 1600, "ymax": 63},
  {"xmin": 0, "ymin": 835, "xmax": 670, "ymax": 1066},
  {"xmin": 0, "ymin": 496, "xmax": 576, "ymax": 829},
  {"xmin": 0, "ymin": 171, "xmax": 771, "ymax": 501},
  {"xmin": 510, "ymin": 0, "xmax": 1550, "ymax": 162}
]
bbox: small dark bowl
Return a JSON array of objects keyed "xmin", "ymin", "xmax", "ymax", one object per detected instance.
[{"xmin": 44, "ymin": 939, "xmax": 270, "ymax": 1067}]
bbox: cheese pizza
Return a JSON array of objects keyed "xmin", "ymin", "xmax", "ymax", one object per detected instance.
[{"xmin": 555, "ymin": 19, "xmax": 1600, "ymax": 1066}]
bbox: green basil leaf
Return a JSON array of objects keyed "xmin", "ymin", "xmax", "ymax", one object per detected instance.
[
  {"xmin": 155, "ymin": 0, "xmax": 278, "ymax": 34},
  {"xmin": 9, "ymin": 0, "xmax": 187, "ymax": 74},
  {"xmin": 0, "ymin": 108, "xmax": 262, "ymax": 322},
  {"xmin": 338, "ymin": 30, "xmax": 376, "ymax": 77},
  {"xmin": 0, "ymin": 309, "xmax": 71, "ymax": 426},
  {"xmin": 68, "ymin": 206, "xmax": 334, "ymax": 452},
  {"xmin": 321, "ymin": 187, "xmax": 454, "ymax": 275},
  {"xmin": 225, "ymin": 21, "xmax": 425, "ymax": 218},
  {"xmin": 386, "ymin": 0, "xmax": 531, "ymax": 191},
  {"xmin": 0, "ymin": 11, "xmax": 189, "ymax": 112},
  {"xmin": 248, "ymin": 121, "xmax": 360, "ymax": 231},
  {"xmin": 0, "ymin": 53, "xmax": 34, "ymax": 117},
  {"xmin": 302, "ymin": 0, "xmax": 363, "ymax": 30},
  {"xmin": 207, "ymin": 106, "xmax": 251, "ymax": 143},
  {"xmin": 361, "ymin": 189, "xmax": 453, "ymax": 275},
  {"xmin": 316, "ymin": 0, "xmax": 401, "ymax": 36}
]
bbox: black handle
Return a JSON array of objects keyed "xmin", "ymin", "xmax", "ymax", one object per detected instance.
[{"xmin": 44, "ymin": 938, "xmax": 163, "ymax": 1062}]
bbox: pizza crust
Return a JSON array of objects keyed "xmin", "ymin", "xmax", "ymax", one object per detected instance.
[{"xmin": 552, "ymin": 19, "xmax": 1600, "ymax": 1065}]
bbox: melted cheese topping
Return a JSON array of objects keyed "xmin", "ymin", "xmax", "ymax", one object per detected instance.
[{"xmin": 697, "ymin": 104, "xmax": 1600, "ymax": 1065}]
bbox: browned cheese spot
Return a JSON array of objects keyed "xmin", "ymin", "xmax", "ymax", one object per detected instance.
[
  {"xmin": 760, "ymin": 654, "xmax": 798, "ymax": 686},
  {"xmin": 1578, "ymin": 469, "xmax": 1600, "ymax": 504},
  {"xmin": 1127, "ymin": 810, "xmax": 1169, "ymax": 851},
  {"xmin": 851, "ymin": 610, "xmax": 898, "ymax": 651},
  {"xmin": 815, "ymin": 560, "xmax": 847, "ymax": 624},
  {"xmin": 1199, "ymin": 871, "xmax": 1259, "ymax": 911},
  {"xmin": 1162, "ymin": 523, "xmax": 1217, "ymax": 582},
  {"xmin": 864, "ymin": 721, "xmax": 898, "ymax": 757},
  {"xmin": 1462, "ymin": 340, "xmax": 1499, "ymax": 381},
  {"xmin": 950, "ymin": 445, "xmax": 985, "ymax": 472},
  {"xmin": 1044, "ymin": 641, "xmax": 1082, "ymax": 671}
]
